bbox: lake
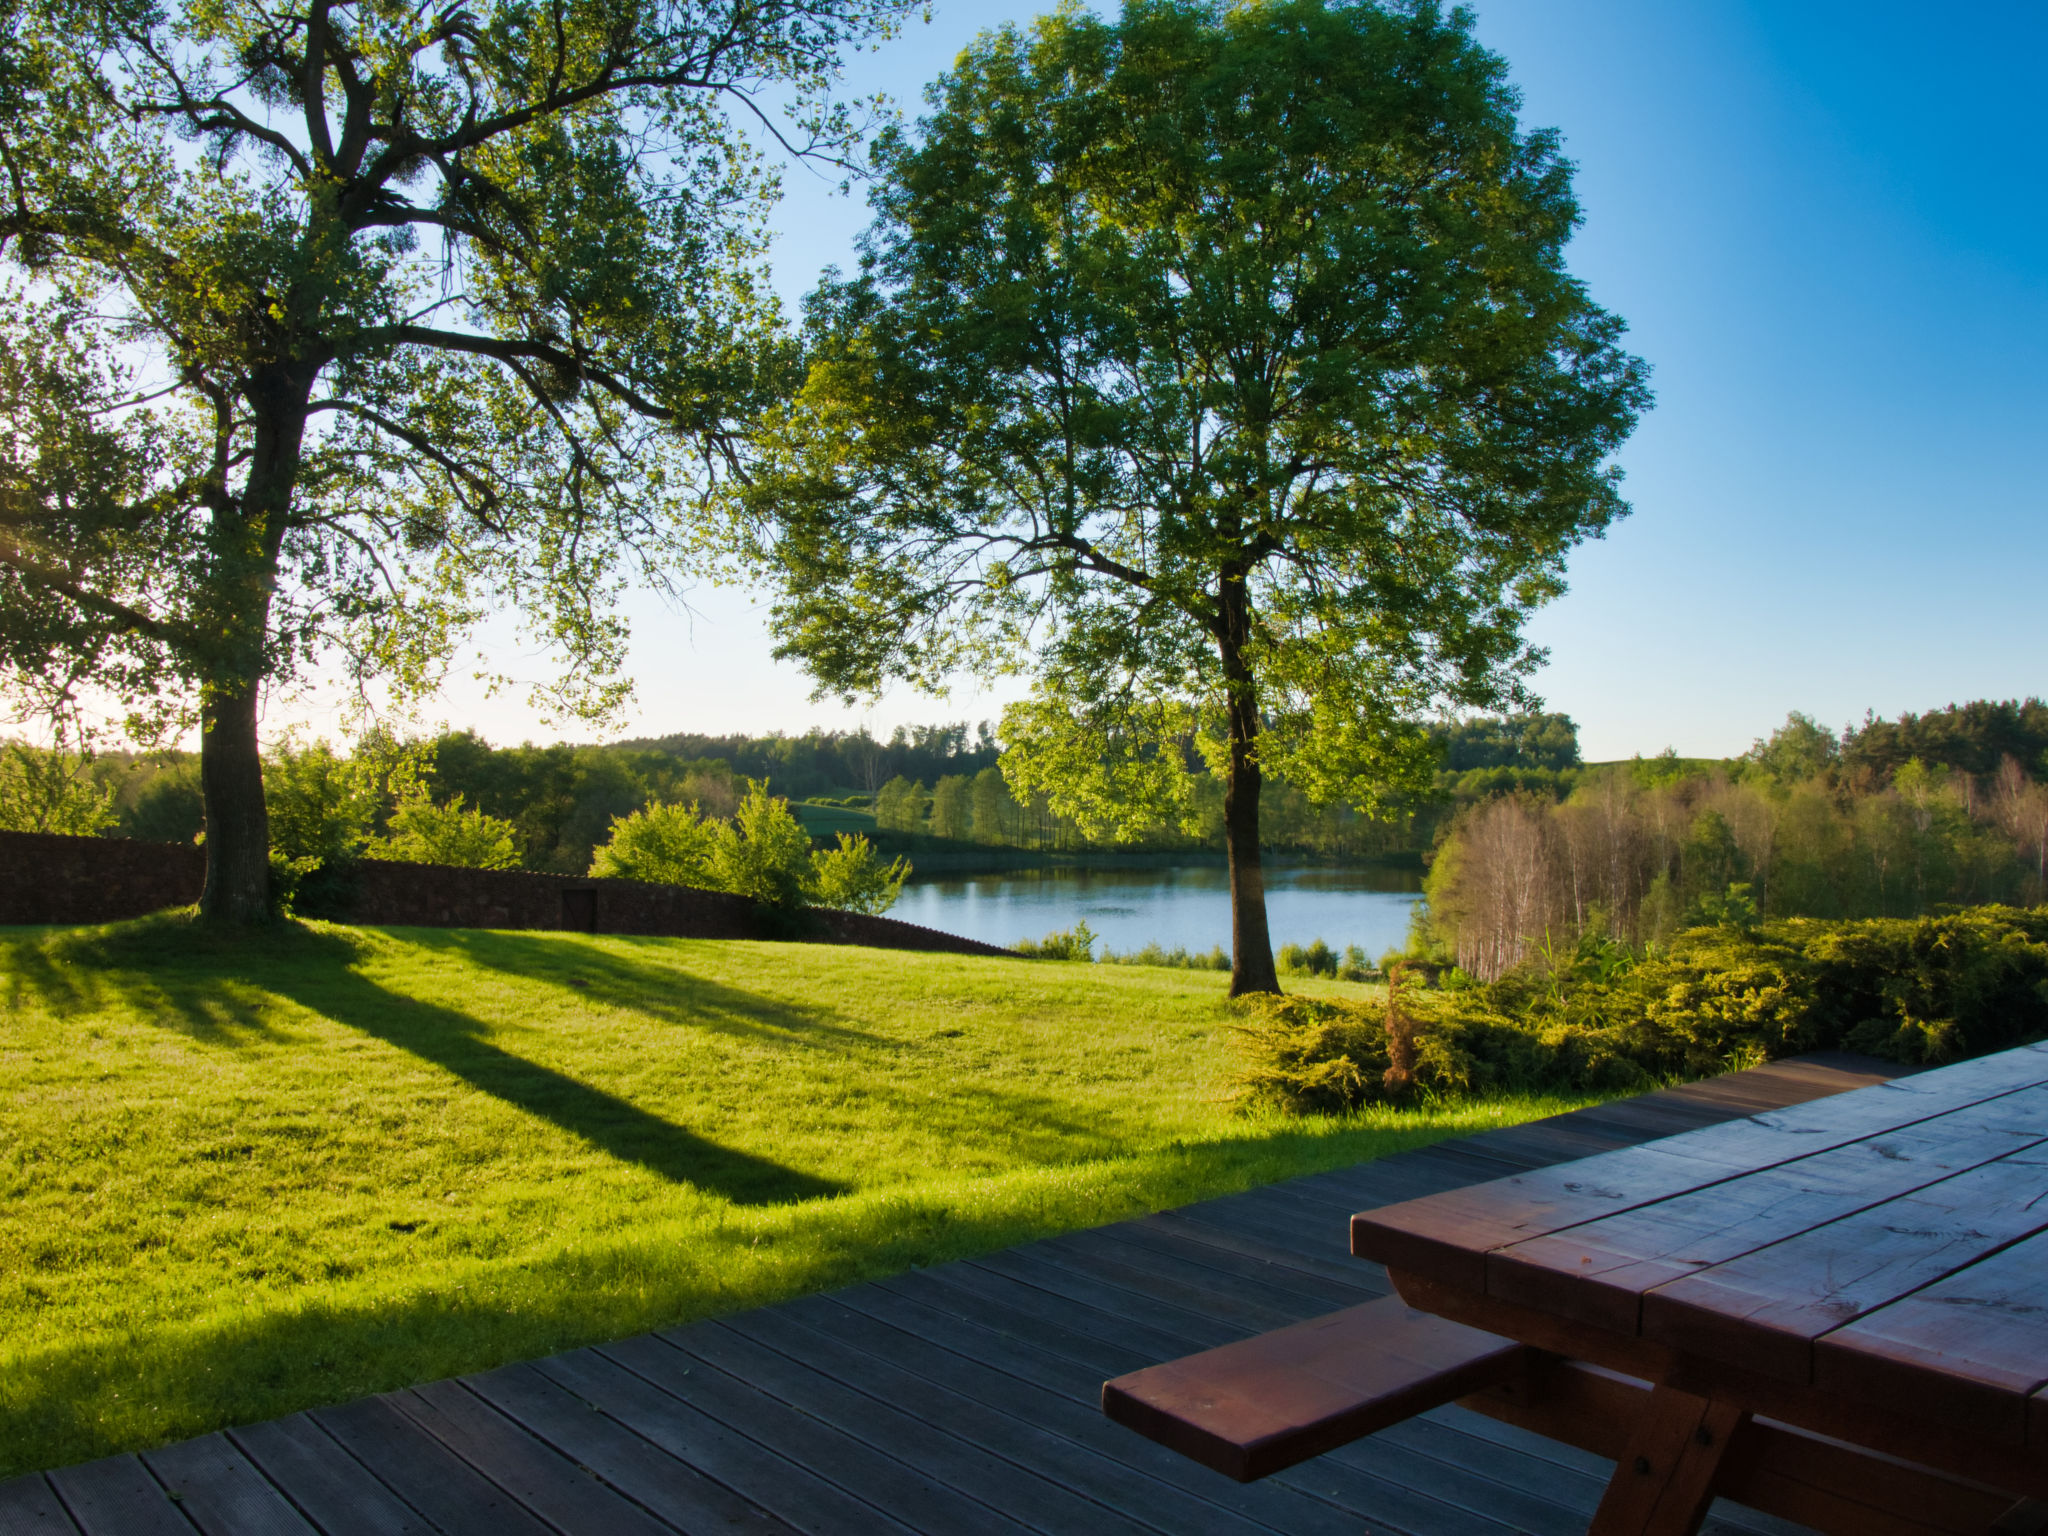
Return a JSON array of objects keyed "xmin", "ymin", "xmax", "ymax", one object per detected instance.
[{"xmin": 892, "ymin": 863, "xmax": 1423, "ymax": 958}]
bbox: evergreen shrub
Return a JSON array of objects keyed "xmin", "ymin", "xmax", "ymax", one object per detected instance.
[{"xmin": 1235, "ymin": 906, "xmax": 2048, "ymax": 1114}]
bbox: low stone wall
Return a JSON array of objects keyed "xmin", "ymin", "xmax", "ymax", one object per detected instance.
[
  {"xmin": 0, "ymin": 831, "xmax": 205, "ymax": 926},
  {"xmin": 0, "ymin": 831, "xmax": 1012, "ymax": 958}
]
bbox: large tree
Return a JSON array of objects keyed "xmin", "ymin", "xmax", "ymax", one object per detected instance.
[
  {"xmin": 738, "ymin": 0, "xmax": 1651, "ymax": 994},
  {"xmin": 0, "ymin": 0, "xmax": 912, "ymax": 921}
]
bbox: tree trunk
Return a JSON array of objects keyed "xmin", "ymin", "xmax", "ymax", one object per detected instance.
[
  {"xmin": 1218, "ymin": 572, "xmax": 1279, "ymax": 997},
  {"xmin": 194, "ymin": 368, "xmax": 311, "ymax": 925},
  {"xmin": 199, "ymin": 680, "xmax": 271, "ymax": 923}
]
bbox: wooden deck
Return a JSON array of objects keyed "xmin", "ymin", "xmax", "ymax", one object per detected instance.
[{"xmin": 1, "ymin": 1053, "xmax": 1913, "ymax": 1535}]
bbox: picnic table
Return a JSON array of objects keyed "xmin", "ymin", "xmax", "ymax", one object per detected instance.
[{"xmin": 1106, "ymin": 1041, "xmax": 2048, "ymax": 1535}]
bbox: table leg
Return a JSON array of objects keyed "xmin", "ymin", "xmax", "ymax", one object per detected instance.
[{"xmin": 1587, "ymin": 1384, "xmax": 1749, "ymax": 1536}]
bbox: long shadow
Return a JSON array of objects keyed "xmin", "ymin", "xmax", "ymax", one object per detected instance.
[
  {"xmin": 270, "ymin": 961, "xmax": 843, "ymax": 1204},
  {"xmin": 410, "ymin": 928, "xmax": 894, "ymax": 1054}
]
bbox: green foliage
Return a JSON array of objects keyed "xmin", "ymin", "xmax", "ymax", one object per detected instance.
[
  {"xmin": 1278, "ymin": 940, "xmax": 1340, "ymax": 978},
  {"xmin": 0, "ymin": 0, "xmax": 912, "ymax": 919},
  {"xmin": 1241, "ymin": 906, "xmax": 2048, "ymax": 1115},
  {"xmin": 1843, "ymin": 699, "xmax": 2048, "ymax": 783},
  {"xmin": 873, "ymin": 776, "xmax": 929, "ymax": 835},
  {"xmin": 808, "ymin": 834, "xmax": 910, "ymax": 916},
  {"xmin": 737, "ymin": 0, "xmax": 1648, "ymax": 990},
  {"xmin": 369, "ymin": 792, "xmax": 522, "ymax": 871},
  {"xmin": 1016, "ymin": 923, "xmax": 1097, "ymax": 962},
  {"xmin": 263, "ymin": 740, "xmax": 380, "ymax": 865},
  {"xmin": 0, "ymin": 743, "xmax": 114, "ymax": 835},
  {"xmin": 707, "ymin": 781, "xmax": 820, "ymax": 910},
  {"xmin": 588, "ymin": 782, "xmax": 907, "ymax": 915},
  {"xmin": 587, "ymin": 801, "xmax": 717, "ymax": 888},
  {"xmin": 1102, "ymin": 942, "xmax": 1233, "ymax": 972},
  {"xmin": 1435, "ymin": 715, "xmax": 1582, "ymax": 773}
]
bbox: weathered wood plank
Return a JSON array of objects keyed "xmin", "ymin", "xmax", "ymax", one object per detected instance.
[
  {"xmin": 669, "ymin": 1318, "xmax": 1100, "ymax": 1535},
  {"xmin": 42, "ymin": 1456, "xmax": 191, "ymax": 1536},
  {"xmin": 0, "ymin": 1475, "xmax": 83, "ymax": 1536},
  {"xmin": 392, "ymin": 1378, "xmax": 678, "ymax": 1536},
  {"xmin": 726, "ymin": 1300, "xmax": 1259, "ymax": 1536},
  {"xmin": 460, "ymin": 1361, "xmax": 796, "ymax": 1535},
  {"xmin": 535, "ymin": 1344, "xmax": 919, "ymax": 1536},
  {"xmin": 228, "ymin": 1415, "xmax": 434, "ymax": 1536},
  {"xmin": 1353, "ymin": 1047, "xmax": 2048, "ymax": 1290},
  {"xmin": 822, "ymin": 1285, "xmax": 1363, "ymax": 1534},
  {"xmin": 608, "ymin": 1330, "xmax": 997, "ymax": 1536},
  {"xmin": 1642, "ymin": 1145, "xmax": 2048, "ymax": 1384},
  {"xmin": 312, "ymin": 1395, "xmax": 557, "ymax": 1536},
  {"xmin": 1103, "ymin": 1294, "xmax": 1529, "ymax": 1482},
  {"xmin": 141, "ymin": 1434, "xmax": 317, "ymax": 1536},
  {"xmin": 1814, "ymin": 1224, "xmax": 2048, "ymax": 1446},
  {"xmin": 1492, "ymin": 1084, "xmax": 2048, "ymax": 1331}
]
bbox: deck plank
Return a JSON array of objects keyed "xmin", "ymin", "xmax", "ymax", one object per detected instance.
[
  {"xmin": 0, "ymin": 1475, "xmax": 83, "ymax": 1536},
  {"xmin": 140, "ymin": 1434, "xmax": 316, "ymax": 1536},
  {"xmin": 3, "ymin": 1052, "xmax": 1913, "ymax": 1534},
  {"xmin": 228, "ymin": 1416, "xmax": 432, "ymax": 1536},
  {"xmin": 43, "ymin": 1457, "xmax": 192, "ymax": 1536}
]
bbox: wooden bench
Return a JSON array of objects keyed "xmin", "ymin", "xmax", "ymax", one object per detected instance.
[
  {"xmin": 1100, "ymin": 1293, "xmax": 1530, "ymax": 1481},
  {"xmin": 1104, "ymin": 1294, "xmax": 2048, "ymax": 1532}
]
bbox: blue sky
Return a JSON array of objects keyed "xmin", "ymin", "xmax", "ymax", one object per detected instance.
[{"xmin": 389, "ymin": 1, "xmax": 2048, "ymax": 762}]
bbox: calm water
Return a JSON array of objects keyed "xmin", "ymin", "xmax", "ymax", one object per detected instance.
[{"xmin": 893, "ymin": 863, "xmax": 1423, "ymax": 958}]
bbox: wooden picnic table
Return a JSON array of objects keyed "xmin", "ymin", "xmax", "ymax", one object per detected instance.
[
  {"xmin": 1109, "ymin": 1041, "xmax": 2048, "ymax": 1535},
  {"xmin": 1352, "ymin": 1040, "xmax": 2048, "ymax": 1534}
]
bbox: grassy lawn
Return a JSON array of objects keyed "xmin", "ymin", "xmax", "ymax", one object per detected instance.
[{"xmin": 0, "ymin": 916, "xmax": 1590, "ymax": 1477}]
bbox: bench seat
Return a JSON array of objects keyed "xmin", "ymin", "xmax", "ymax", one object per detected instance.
[{"xmin": 1101, "ymin": 1293, "xmax": 1532, "ymax": 1481}]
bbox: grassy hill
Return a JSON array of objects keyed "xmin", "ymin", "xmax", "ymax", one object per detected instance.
[{"xmin": 0, "ymin": 918, "xmax": 1582, "ymax": 1475}]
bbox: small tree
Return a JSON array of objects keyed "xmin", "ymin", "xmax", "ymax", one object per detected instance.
[
  {"xmin": 873, "ymin": 776, "xmax": 927, "ymax": 834},
  {"xmin": 589, "ymin": 802, "xmax": 717, "ymax": 888},
  {"xmin": 739, "ymin": 1, "xmax": 1649, "ymax": 993},
  {"xmin": 0, "ymin": 742, "xmax": 115, "ymax": 835},
  {"xmin": 264, "ymin": 739, "xmax": 379, "ymax": 865},
  {"xmin": 0, "ymin": 0, "xmax": 915, "ymax": 922},
  {"xmin": 929, "ymin": 774, "xmax": 973, "ymax": 840},
  {"xmin": 370, "ymin": 791, "xmax": 521, "ymax": 870}
]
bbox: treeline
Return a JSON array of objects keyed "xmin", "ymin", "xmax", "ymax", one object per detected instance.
[
  {"xmin": 1426, "ymin": 702, "xmax": 2048, "ymax": 980},
  {"xmin": 620, "ymin": 723, "xmax": 1000, "ymax": 802}
]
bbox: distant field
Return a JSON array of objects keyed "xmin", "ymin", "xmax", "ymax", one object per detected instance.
[{"xmin": 0, "ymin": 918, "xmax": 1585, "ymax": 1475}]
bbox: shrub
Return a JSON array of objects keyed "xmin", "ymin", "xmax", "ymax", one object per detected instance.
[
  {"xmin": 589, "ymin": 783, "xmax": 910, "ymax": 915},
  {"xmin": 588, "ymin": 800, "xmax": 716, "ymax": 887},
  {"xmin": 1234, "ymin": 905, "xmax": 2048, "ymax": 1114},
  {"xmin": 809, "ymin": 833, "xmax": 910, "ymax": 915},
  {"xmin": 368, "ymin": 790, "xmax": 521, "ymax": 870},
  {"xmin": 1017, "ymin": 922, "xmax": 1096, "ymax": 961},
  {"xmin": 265, "ymin": 740, "xmax": 378, "ymax": 864},
  {"xmin": 1101, "ymin": 941, "xmax": 1230, "ymax": 970},
  {"xmin": 1277, "ymin": 938, "xmax": 1339, "ymax": 977}
]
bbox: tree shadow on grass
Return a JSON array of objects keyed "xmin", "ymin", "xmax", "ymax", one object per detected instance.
[
  {"xmin": 10, "ymin": 916, "xmax": 842, "ymax": 1205},
  {"xmin": 259, "ymin": 956, "xmax": 844, "ymax": 1206},
  {"xmin": 408, "ymin": 928, "xmax": 895, "ymax": 1055}
]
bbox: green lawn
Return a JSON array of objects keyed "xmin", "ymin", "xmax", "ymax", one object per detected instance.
[{"xmin": 0, "ymin": 916, "xmax": 1588, "ymax": 1476}]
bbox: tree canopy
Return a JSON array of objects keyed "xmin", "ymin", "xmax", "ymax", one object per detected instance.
[
  {"xmin": 0, "ymin": 0, "xmax": 913, "ymax": 919},
  {"xmin": 737, "ymin": 0, "xmax": 1650, "ymax": 993}
]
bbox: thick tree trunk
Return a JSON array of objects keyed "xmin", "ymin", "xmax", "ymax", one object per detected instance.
[
  {"xmin": 199, "ymin": 680, "xmax": 271, "ymax": 923},
  {"xmin": 194, "ymin": 369, "xmax": 311, "ymax": 925},
  {"xmin": 1219, "ymin": 572, "xmax": 1279, "ymax": 997}
]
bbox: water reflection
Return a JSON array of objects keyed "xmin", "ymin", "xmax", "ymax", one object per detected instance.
[{"xmin": 892, "ymin": 863, "xmax": 1423, "ymax": 957}]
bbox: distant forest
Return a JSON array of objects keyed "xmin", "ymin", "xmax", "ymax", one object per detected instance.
[{"xmin": 16, "ymin": 698, "xmax": 2046, "ymax": 885}]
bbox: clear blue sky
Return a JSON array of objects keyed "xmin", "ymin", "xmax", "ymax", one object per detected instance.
[{"xmin": 383, "ymin": 0, "xmax": 2048, "ymax": 762}]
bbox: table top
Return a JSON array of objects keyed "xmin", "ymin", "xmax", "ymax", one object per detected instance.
[{"xmin": 1351, "ymin": 1041, "xmax": 2048, "ymax": 1450}]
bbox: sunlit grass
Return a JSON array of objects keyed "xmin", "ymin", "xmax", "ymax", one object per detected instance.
[{"xmin": 0, "ymin": 915, "xmax": 1586, "ymax": 1475}]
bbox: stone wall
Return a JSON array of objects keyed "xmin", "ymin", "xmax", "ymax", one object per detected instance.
[{"xmin": 0, "ymin": 832, "xmax": 1012, "ymax": 957}]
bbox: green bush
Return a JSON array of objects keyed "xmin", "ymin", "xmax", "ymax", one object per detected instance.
[
  {"xmin": 1236, "ymin": 905, "xmax": 2048, "ymax": 1114},
  {"xmin": 1278, "ymin": 938, "xmax": 1339, "ymax": 977},
  {"xmin": 368, "ymin": 790, "xmax": 522, "ymax": 870},
  {"xmin": 1101, "ymin": 941, "xmax": 1231, "ymax": 970},
  {"xmin": 1016, "ymin": 922, "xmax": 1096, "ymax": 961},
  {"xmin": 588, "ymin": 781, "xmax": 909, "ymax": 915}
]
